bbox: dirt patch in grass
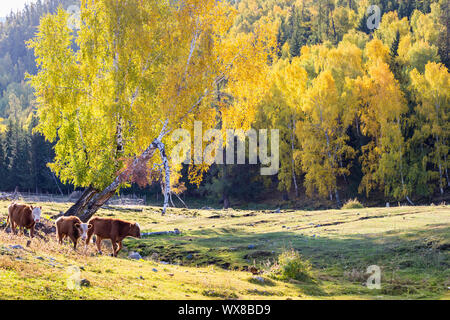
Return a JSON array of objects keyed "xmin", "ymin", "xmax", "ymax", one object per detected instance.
[{"xmin": 244, "ymin": 251, "xmax": 273, "ymax": 259}]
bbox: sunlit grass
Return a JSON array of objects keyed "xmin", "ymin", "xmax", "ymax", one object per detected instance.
[{"xmin": 0, "ymin": 201, "xmax": 449, "ymax": 300}]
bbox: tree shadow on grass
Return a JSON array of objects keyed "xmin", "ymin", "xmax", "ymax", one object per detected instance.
[{"xmin": 125, "ymin": 224, "xmax": 449, "ymax": 297}]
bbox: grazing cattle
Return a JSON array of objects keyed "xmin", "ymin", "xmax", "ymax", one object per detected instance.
[
  {"xmin": 86, "ymin": 217, "xmax": 141, "ymax": 257},
  {"xmin": 55, "ymin": 216, "xmax": 92, "ymax": 250},
  {"xmin": 6, "ymin": 203, "xmax": 41, "ymax": 238}
]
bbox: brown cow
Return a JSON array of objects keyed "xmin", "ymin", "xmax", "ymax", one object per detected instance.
[
  {"xmin": 6, "ymin": 203, "xmax": 42, "ymax": 238},
  {"xmin": 86, "ymin": 217, "xmax": 141, "ymax": 257},
  {"xmin": 55, "ymin": 216, "xmax": 92, "ymax": 250}
]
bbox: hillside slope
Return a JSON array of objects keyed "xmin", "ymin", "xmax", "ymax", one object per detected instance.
[{"xmin": 0, "ymin": 201, "xmax": 449, "ymax": 299}]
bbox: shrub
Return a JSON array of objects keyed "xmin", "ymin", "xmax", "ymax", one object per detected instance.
[
  {"xmin": 342, "ymin": 198, "xmax": 364, "ymax": 209},
  {"xmin": 269, "ymin": 249, "xmax": 313, "ymax": 282}
]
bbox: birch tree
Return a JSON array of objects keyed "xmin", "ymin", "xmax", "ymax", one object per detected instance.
[
  {"xmin": 357, "ymin": 39, "xmax": 410, "ymax": 202},
  {"xmin": 297, "ymin": 70, "xmax": 355, "ymax": 206},
  {"xmin": 410, "ymin": 62, "xmax": 449, "ymax": 194},
  {"xmin": 27, "ymin": 0, "xmax": 274, "ymax": 221}
]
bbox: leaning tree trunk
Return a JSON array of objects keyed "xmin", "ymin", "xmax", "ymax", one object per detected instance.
[
  {"xmin": 78, "ymin": 187, "xmax": 119, "ymax": 222},
  {"xmin": 64, "ymin": 124, "xmax": 170, "ymax": 222},
  {"xmin": 64, "ymin": 186, "xmax": 99, "ymax": 217}
]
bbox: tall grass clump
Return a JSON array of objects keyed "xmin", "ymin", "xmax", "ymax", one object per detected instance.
[
  {"xmin": 342, "ymin": 198, "xmax": 364, "ymax": 209},
  {"xmin": 269, "ymin": 249, "xmax": 313, "ymax": 282}
]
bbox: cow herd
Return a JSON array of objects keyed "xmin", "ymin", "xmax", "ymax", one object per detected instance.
[{"xmin": 5, "ymin": 202, "xmax": 141, "ymax": 257}]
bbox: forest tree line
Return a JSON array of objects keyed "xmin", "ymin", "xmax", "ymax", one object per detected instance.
[
  {"xmin": 0, "ymin": 0, "xmax": 76, "ymax": 194},
  {"xmin": 241, "ymin": 0, "xmax": 449, "ymax": 206}
]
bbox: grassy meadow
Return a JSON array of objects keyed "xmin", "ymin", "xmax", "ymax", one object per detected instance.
[{"xmin": 0, "ymin": 201, "xmax": 449, "ymax": 300}]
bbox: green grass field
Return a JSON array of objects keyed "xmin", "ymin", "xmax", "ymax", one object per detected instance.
[{"xmin": 0, "ymin": 201, "xmax": 449, "ymax": 300}]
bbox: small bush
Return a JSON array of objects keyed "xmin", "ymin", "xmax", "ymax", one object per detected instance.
[
  {"xmin": 342, "ymin": 198, "xmax": 364, "ymax": 209},
  {"xmin": 202, "ymin": 289, "xmax": 238, "ymax": 299},
  {"xmin": 269, "ymin": 249, "xmax": 313, "ymax": 282}
]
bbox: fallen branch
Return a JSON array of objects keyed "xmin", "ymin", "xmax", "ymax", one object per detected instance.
[{"xmin": 141, "ymin": 229, "xmax": 181, "ymax": 237}]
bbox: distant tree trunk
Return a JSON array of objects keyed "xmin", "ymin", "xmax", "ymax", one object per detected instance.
[
  {"xmin": 438, "ymin": 161, "xmax": 444, "ymax": 195},
  {"xmin": 223, "ymin": 193, "xmax": 230, "ymax": 209},
  {"xmin": 434, "ymin": 104, "xmax": 445, "ymax": 195},
  {"xmin": 290, "ymin": 118, "xmax": 299, "ymax": 198},
  {"xmin": 335, "ymin": 187, "xmax": 341, "ymax": 207},
  {"xmin": 50, "ymin": 169, "xmax": 64, "ymax": 196},
  {"xmin": 355, "ymin": 116, "xmax": 360, "ymax": 136},
  {"xmin": 397, "ymin": 132, "xmax": 414, "ymax": 206},
  {"xmin": 435, "ymin": 134, "xmax": 444, "ymax": 195},
  {"xmin": 323, "ymin": 125, "xmax": 340, "ymax": 207},
  {"xmin": 222, "ymin": 162, "xmax": 230, "ymax": 209},
  {"xmin": 444, "ymin": 153, "xmax": 449, "ymax": 187},
  {"xmin": 405, "ymin": 196, "xmax": 414, "ymax": 206}
]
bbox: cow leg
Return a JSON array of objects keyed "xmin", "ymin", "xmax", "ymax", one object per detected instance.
[
  {"xmin": 69, "ymin": 235, "xmax": 78, "ymax": 250},
  {"xmin": 112, "ymin": 241, "xmax": 118, "ymax": 257},
  {"xmin": 111, "ymin": 241, "xmax": 117, "ymax": 257},
  {"xmin": 11, "ymin": 221, "xmax": 17, "ymax": 235},
  {"xmin": 19, "ymin": 226, "xmax": 24, "ymax": 236},
  {"xmin": 95, "ymin": 236, "xmax": 103, "ymax": 255},
  {"xmin": 111, "ymin": 239, "xmax": 124, "ymax": 257},
  {"xmin": 30, "ymin": 227, "xmax": 34, "ymax": 238},
  {"xmin": 85, "ymin": 227, "xmax": 94, "ymax": 249},
  {"xmin": 84, "ymin": 235, "xmax": 91, "ymax": 249},
  {"xmin": 57, "ymin": 232, "xmax": 63, "ymax": 244},
  {"xmin": 5, "ymin": 215, "xmax": 10, "ymax": 230}
]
